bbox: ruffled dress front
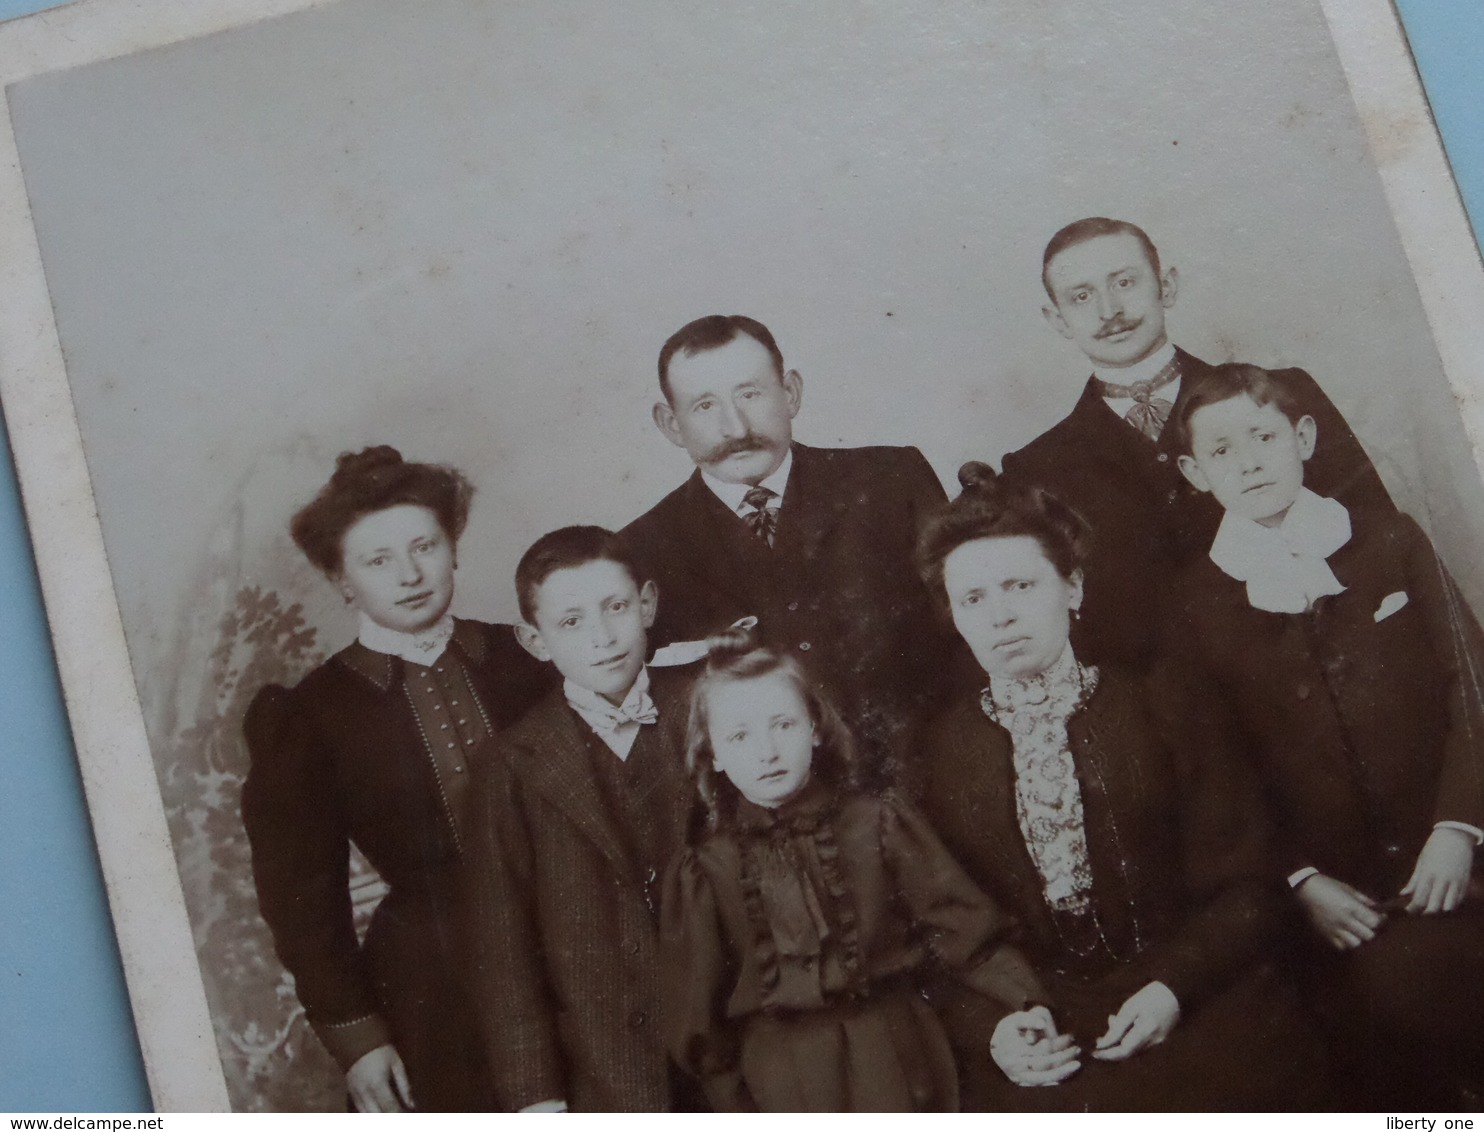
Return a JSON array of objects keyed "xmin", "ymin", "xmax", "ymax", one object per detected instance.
[{"xmin": 659, "ymin": 783, "xmax": 1044, "ymax": 1111}]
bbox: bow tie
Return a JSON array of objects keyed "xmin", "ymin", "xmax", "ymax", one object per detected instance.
[
  {"xmin": 1094, "ymin": 356, "xmax": 1180, "ymax": 441},
  {"xmin": 583, "ymin": 692, "xmax": 658, "ymax": 734}
]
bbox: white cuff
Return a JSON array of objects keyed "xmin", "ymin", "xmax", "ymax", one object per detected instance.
[
  {"xmin": 519, "ymin": 1100, "xmax": 569, "ymax": 1113},
  {"xmin": 1434, "ymin": 820, "xmax": 1484, "ymax": 846},
  {"xmin": 1287, "ymin": 866, "xmax": 1320, "ymax": 889}
]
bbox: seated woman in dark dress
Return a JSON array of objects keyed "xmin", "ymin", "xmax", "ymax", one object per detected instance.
[
  {"xmin": 242, "ymin": 446, "xmax": 550, "ymax": 1111},
  {"xmin": 911, "ymin": 467, "xmax": 1331, "ymax": 1111}
]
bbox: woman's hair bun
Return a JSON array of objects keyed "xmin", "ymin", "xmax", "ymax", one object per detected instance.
[
  {"xmin": 332, "ymin": 445, "xmax": 405, "ymax": 485},
  {"xmin": 291, "ymin": 445, "xmax": 473, "ymax": 576},
  {"xmin": 957, "ymin": 460, "xmax": 999, "ymax": 493},
  {"xmin": 704, "ymin": 623, "xmax": 760, "ymax": 667}
]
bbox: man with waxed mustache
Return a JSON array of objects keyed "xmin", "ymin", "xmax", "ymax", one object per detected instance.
[
  {"xmin": 619, "ymin": 314, "xmax": 963, "ymax": 781},
  {"xmin": 998, "ymin": 217, "xmax": 1394, "ymax": 668}
]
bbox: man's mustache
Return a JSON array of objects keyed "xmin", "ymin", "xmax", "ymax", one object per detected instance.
[
  {"xmin": 1095, "ymin": 317, "xmax": 1141, "ymax": 340},
  {"xmin": 702, "ymin": 434, "xmax": 774, "ymax": 464}
]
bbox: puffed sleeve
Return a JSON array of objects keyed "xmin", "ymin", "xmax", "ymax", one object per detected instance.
[
  {"xmin": 459, "ymin": 743, "xmax": 566, "ymax": 1111},
  {"xmin": 241, "ymin": 683, "xmax": 391, "ymax": 1069},
  {"xmin": 658, "ymin": 848, "xmax": 755, "ymax": 1112},
  {"xmin": 879, "ymin": 792, "xmax": 1049, "ymax": 1015}
]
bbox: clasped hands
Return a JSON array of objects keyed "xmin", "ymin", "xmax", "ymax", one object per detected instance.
[
  {"xmin": 1296, "ymin": 827, "xmax": 1475, "ymax": 951},
  {"xmin": 990, "ymin": 981, "xmax": 1180, "ymax": 1087}
]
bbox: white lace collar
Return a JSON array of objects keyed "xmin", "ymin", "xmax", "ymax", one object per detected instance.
[
  {"xmin": 987, "ymin": 643, "xmax": 1084, "ymax": 717},
  {"xmin": 357, "ymin": 610, "xmax": 456, "ymax": 667}
]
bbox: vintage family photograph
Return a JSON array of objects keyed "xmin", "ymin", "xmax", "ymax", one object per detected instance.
[{"xmin": 1, "ymin": 0, "xmax": 1482, "ymax": 1113}]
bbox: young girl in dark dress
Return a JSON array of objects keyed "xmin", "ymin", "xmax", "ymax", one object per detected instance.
[
  {"xmin": 241, "ymin": 447, "xmax": 550, "ymax": 1111},
  {"xmin": 659, "ymin": 628, "xmax": 1050, "ymax": 1112}
]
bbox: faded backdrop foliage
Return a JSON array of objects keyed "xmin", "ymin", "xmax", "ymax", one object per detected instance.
[{"xmin": 158, "ymin": 579, "xmax": 385, "ymax": 1111}]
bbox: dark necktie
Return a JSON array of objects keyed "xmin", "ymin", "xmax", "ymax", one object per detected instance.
[
  {"xmin": 742, "ymin": 485, "xmax": 779, "ymax": 547},
  {"xmin": 1094, "ymin": 355, "xmax": 1180, "ymax": 441}
]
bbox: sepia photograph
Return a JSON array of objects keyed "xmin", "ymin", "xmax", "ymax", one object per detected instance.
[{"xmin": 1, "ymin": 0, "xmax": 1482, "ymax": 1112}]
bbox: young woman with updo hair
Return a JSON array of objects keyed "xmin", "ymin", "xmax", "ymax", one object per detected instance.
[{"xmin": 242, "ymin": 446, "xmax": 550, "ymax": 1111}]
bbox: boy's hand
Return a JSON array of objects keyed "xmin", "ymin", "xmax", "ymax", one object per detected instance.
[
  {"xmin": 990, "ymin": 1005, "xmax": 1081, "ymax": 1087},
  {"xmin": 1092, "ymin": 981, "xmax": 1179, "ymax": 1061},
  {"xmin": 1295, "ymin": 873, "xmax": 1384, "ymax": 949},
  {"xmin": 1401, "ymin": 827, "xmax": 1475, "ymax": 914},
  {"xmin": 346, "ymin": 1043, "xmax": 413, "ymax": 1112}
]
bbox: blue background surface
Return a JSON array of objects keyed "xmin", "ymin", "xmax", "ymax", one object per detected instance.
[{"xmin": 0, "ymin": 0, "xmax": 1480, "ymax": 1111}]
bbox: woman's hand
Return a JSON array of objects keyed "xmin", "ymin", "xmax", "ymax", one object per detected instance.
[
  {"xmin": 1295, "ymin": 872, "xmax": 1385, "ymax": 949},
  {"xmin": 1092, "ymin": 980, "xmax": 1179, "ymax": 1062},
  {"xmin": 346, "ymin": 1043, "xmax": 413, "ymax": 1112},
  {"xmin": 1401, "ymin": 827, "xmax": 1475, "ymax": 914},
  {"xmin": 990, "ymin": 1005, "xmax": 1081, "ymax": 1087}
]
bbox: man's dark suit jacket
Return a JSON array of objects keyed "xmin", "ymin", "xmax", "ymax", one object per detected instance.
[
  {"xmin": 999, "ymin": 348, "xmax": 1393, "ymax": 667},
  {"xmin": 459, "ymin": 666, "xmax": 697, "ymax": 1112},
  {"xmin": 620, "ymin": 442, "xmax": 962, "ymax": 776},
  {"xmin": 1170, "ymin": 507, "xmax": 1484, "ymax": 892}
]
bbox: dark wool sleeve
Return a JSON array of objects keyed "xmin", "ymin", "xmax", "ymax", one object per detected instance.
[
  {"xmin": 1126, "ymin": 666, "xmax": 1285, "ymax": 1009},
  {"xmin": 657, "ymin": 847, "xmax": 755, "ymax": 1111},
  {"xmin": 877, "ymin": 791, "xmax": 1049, "ymax": 1015},
  {"xmin": 241, "ymin": 683, "xmax": 391, "ymax": 1069},
  {"xmin": 458, "ymin": 743, "xmax": 567, "ymax": 1111},
  {"xmin": 1400, "ymin": 517, "xmax": 1484, "ymax": 833}
]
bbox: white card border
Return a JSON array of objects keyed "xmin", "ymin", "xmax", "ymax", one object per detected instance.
[{"xmin": 0, "ymin": 0, "xmax": 1478, "ymax": 1110}]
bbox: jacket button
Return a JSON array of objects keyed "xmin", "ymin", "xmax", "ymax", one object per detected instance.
[
  {"xmin": 799, "ymin": 641, "xmax": 811, "ymax": 651},
  {"xmin": 1157, "ymin": 453, "xmax": 1169, "ymax": 463},
  {"xmin": 1383, "ymin": 843, "xmax": 1403, "ymax": 858},
  {"xmin": 787, "ymin": 601, "xmax": 799, "ymax": 612},
  {"xmin": 628, "ymin": 1010, "xmax": 648, "ymax": 1029},
  {"xmin": 623, "ymin": 939, "xmax": 640, "ymax": 955},
  {"xmin": 1296, "ymin": 684, "xmax": 1311, "ymax": 700}
]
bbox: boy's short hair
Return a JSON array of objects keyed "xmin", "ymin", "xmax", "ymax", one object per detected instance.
[
  {"xmin": 1042, "ymin": 217, "xmax": 1160, "ymax": 302},
  {"xmin": 657, "ymin": 314, "xmax": 785, "ymax": 403},
  {"xmin": 515, "ymin": 525, "xmax": 646, "ymax": 625},
  {"xmin": 1169, "ymin": 363, "xmax": 1307, "ymax": 457}
]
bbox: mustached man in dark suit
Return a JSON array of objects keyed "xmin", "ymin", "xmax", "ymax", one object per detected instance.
[
  {"xmin": 620, "ymin": 315, "xmax": 960, "ymax": 780},
  {"xmin": 999, "ymin": 217, "xmax": 1393, "ymax": 668}
]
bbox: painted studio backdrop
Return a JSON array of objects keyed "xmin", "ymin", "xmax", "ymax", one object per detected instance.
[{"xmin": 7, "ymin": 0, "xmax": 1483, "ymax": 1110}]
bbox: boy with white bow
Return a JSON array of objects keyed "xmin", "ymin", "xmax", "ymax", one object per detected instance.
[{"xmin": 1168, "ymin": 362, "xmax": 1484, "ymax": 1108}]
